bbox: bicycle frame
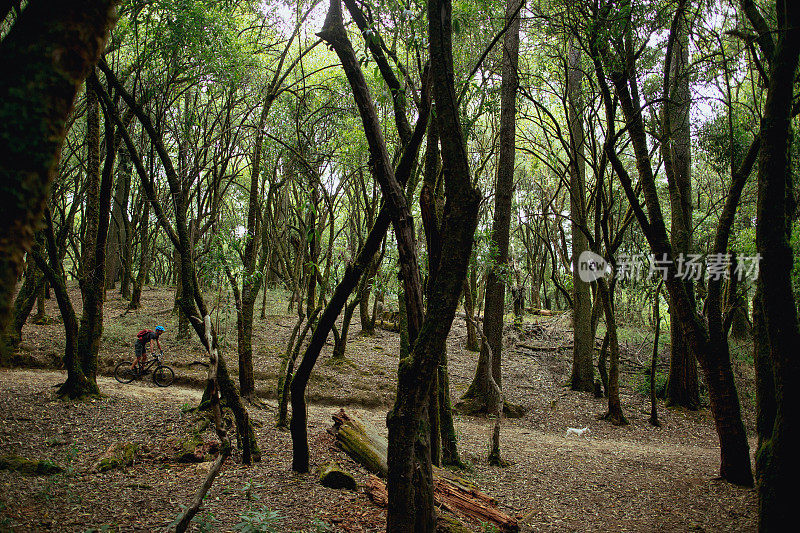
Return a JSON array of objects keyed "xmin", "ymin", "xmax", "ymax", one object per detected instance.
[{"xmin": 136, "ymin": 352, "xmax": 163, "ymax": 374}]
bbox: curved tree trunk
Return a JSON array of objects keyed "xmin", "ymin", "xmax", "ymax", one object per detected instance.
[
  {"xmin": 0, "ymin": 0, "xmax": 117, "ymax": 360},
  {"xmin": 30, "ymin": 210, "xmax": 83, "ymax": 397},
  {"xmin": 2, "ymin": 258, "xmax": 44, "ymax": 354}
]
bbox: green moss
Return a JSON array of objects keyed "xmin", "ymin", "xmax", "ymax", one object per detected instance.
[
  {"xmin": 436, "ymin": 514, "xmax": 473, "ymax": 533},
  {"xmin": 318, "ymin": 461, "xmax": 357, "ymax": 490},
  {"xmin": 95, "ymin": 442, "xmax": 139, "ymax": 472},
  {"xmin": 0, "ymin": 454, "xmax": 63, "ymax": 475}
]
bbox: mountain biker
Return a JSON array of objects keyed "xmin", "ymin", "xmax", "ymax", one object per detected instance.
[{"xmin": 132, "ymin": 326, "xmax": 165, "ymax": 371}]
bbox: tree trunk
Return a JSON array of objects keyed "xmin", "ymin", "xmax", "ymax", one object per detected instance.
[
  {"xmin": 2, "ymin": 257, "xmax": 44, "ymax": 353},
  {"xmin": 290, "ymin": 59, "xmax": 431, "ymax": 472},
  {"xmin": 724, "ymin": 254, "xmax": 751, "ymax": 339},
  {"xmin": 30, "ymin": 210, "xmax": 83, "ymax": 397},
  {"xmin": 462, "ymin": 0, "xmax": 521, "ymax": 409},
  {"xmin": 650, "ymin": 284, "xmax": 662, "ymax": 427},
  {"xmin": 105, "ymin": 144, "xmax": 131, "ymax": 292},
  {"xmin": 318, "ymin": 3, "xmax": 479, "ymax": 530},
  {"xmin": 0, "ymin": 0, "xmax": 117, "ymax": 359},
  {"xmin": 333, "ymin": 295, "xmax": 359, "ymax": 359},
  {"xmin": 463, "ymin": 268, "xmax": 479, "ymax": 351},
  {"xmin": 567, "ymin": 35, "xmax": 594, "ymax": 393},
  {"xmin": 663, "ymin": 0, "xmax": 699, "ymax": 411},
  {"xmin": 753, "ymin": 3, "xmax": 800, "ymax": 525},
  {"xmin": 752, "ymin": 289, "xmax": 774, "ymax": 453},
  {"xmin": 128, "ymin": 194, "xmax": 150, "ymax": 310},
  {"xmin": 597, "ymin": 279, "xmax": 628, "ymax": 425},
  {"xmin": 70, "ymin": 78, "xmax": 115, "ymax": 399}
]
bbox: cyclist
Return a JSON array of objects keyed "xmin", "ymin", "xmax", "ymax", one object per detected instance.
[{"xmin": 132, "ymin": 325, "xmax": 165, "ymax": 371}]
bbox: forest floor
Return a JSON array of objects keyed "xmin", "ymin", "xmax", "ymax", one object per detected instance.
[{"xmin": 0, "ymin": 286, "xmax": 758, "ymax": 531}]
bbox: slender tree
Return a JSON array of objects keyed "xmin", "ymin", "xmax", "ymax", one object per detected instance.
[{"xmin": 461, "ymin": 0, "xmax": 523, "ymax": 413}]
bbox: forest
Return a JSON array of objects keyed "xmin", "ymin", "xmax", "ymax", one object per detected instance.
[{"xmin": 0, "ymin": 0, "xmax": 798, "ymax": 531}]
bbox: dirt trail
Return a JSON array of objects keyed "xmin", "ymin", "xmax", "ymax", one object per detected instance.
[
  {"xmin": 8, "ymin": 369, "xmax": 710, "ymax": 462},
  {"xmin": 1, "ymin": 369, "xmax": 756, "ymax": 532}
]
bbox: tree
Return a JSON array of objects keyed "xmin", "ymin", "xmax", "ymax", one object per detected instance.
[
  {"xmin": 317, "ymin": 0, "xmax": 480, "ymax": 528},
  {"xmin": 0, "ymin": 0, "xmax": 118, "ymax": 360},
  {"xmin": 461, "ymin": 0, "xmax": 523, "ymax": 414},
  {"xmin": 67, "ymin": 76, "xmax": 117, "ymax": 398},
  {"xmin": 664, "ymin": 1, "xmax": 699, "ymax": 410},
  {"xmin": 588, "ymin": 0, "xmax": 754, "ymax": 485},
  {"xmin": 751, "ymin": 0, "xmax": 800, "ymax": 527},
  {"xmin": 566, "ymin": 33, "xmax": 594, "ymax": 393}
]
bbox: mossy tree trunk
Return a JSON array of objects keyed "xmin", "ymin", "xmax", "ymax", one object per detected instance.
[
  {"xmin": 0, "ymin": 0, "xmax": 117, "ymax": 361},
  {"xmin": 2, "ymin": 256, "xmax": 44, "ymax": 354},
  {"xmin": 752, "ymin": 1, "xmax": 800, "ymax": 526},
  {"xmin": 70, "ymin": 76, "xmax": 116, "ymax": 399},
  {"xmin": 663, "ymin": 1, "xmax": 700, "ymax": 411}
]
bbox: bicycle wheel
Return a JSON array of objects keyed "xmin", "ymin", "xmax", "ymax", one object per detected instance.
[
  {"xmin": 114, "ymin": 361, "xmax": 137, "ymax": 384},
  {"xmin": 153, "ymin": 365, "xmax": 175, "ymax": 387}
]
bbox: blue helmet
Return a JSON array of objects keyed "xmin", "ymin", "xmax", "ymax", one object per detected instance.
[{"xmin": 155, "ymin": 326, "xmax": 165, "ymax": 333}]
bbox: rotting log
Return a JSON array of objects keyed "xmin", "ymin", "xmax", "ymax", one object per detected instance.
[
  {"xmin": 328, "ymin": 409, "xmax": 388, "ymax": 477},
  {"xmin": 365, "ymin": 474, "xmax": 519, "ymax": 533},
  {"xmin": 330, "ymin": 409, "xmax": 519, "ymax": 532}
]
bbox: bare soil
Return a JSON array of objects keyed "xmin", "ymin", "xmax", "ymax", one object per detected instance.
[{"xmin": 0, "ymin": 286, "xmax": 758, "ymax": 531}]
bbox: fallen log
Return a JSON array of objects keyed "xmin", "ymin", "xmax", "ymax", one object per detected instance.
[
  {"xmin": 527, "ymin": 308, "xmax": 557, "ymax": 316},
  {"xmin": 516, "ymin": 342, "xmax": 572, "ymax": 352},
  {"xmin": 365, "ymin": 474, "xmax": 518, "ymax": 533},
  {"xmin": 330, "ymin": 409, "xmax": 519, "ymax": 532},
  {"xmin": 327, "ymin": 409, "xmax": 388, "ymax": 477}
]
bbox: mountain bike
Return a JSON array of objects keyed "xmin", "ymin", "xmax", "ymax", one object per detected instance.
[{"xmin": 114, "ymin": 351, "xmax": 175, "ymax": 387}]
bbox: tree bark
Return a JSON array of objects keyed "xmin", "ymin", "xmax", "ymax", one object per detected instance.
[
  {"xmin": 664, "ymin": 1, "xmax": 699, "ymax": 410},
  {"xmin": 462, "ymin": 0, "xmax": 522, "ymax": 407},
  {"xmin": 68, "ymin": 77, "xmax": 116, "ymax": 398},
  {"xmin": 567, "ymin": 35, "xmax": 594, "ymax": 393},
  {"xmin": 753, "ymin": 2, "xmax": 800, "ymax": 526},
  {"xmin": 2, "ymin": 257, "xmax": 44, "ymax": 354},
  {"xmin": 0, "ymin": 0, "xmax": 117, "ymax": 360}
]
